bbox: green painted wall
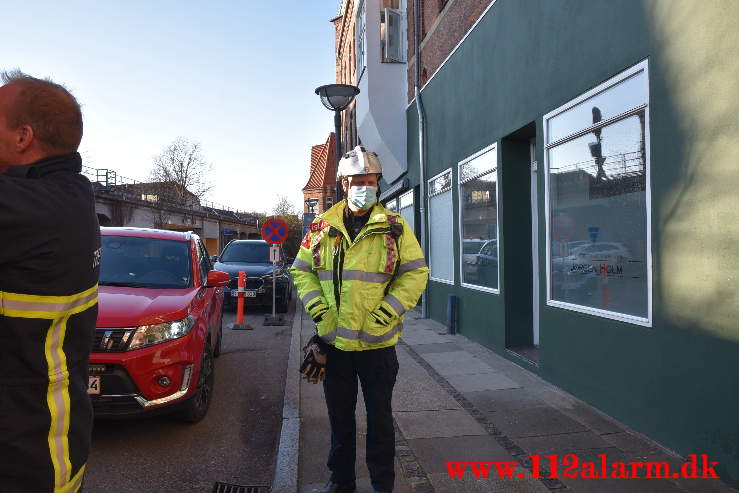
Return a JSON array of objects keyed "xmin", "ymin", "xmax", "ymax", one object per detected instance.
[{"xmin": 405, "ymin": 0, "xmax": 739, "ymax": 486}]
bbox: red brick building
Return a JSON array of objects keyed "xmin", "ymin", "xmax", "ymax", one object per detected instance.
[
  {"xmin": 302, "ymin": 132, "xmax": 337, "ymax": 215},
  {"xmin": 407, "ymin": 0, "xmax": 493, "ymax": 101}
]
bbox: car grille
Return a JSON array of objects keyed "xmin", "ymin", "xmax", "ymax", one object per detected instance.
[
  {"xmin": 229, "ymin": 277, "xmax": 263, "ymax": 290},
  {"xmin": 91, "ymin": 395, "xmax": 143, "ymax": 415},
  {"xmin": 92, "ymin": 329, "xmax": 134, "ymax": 352}
]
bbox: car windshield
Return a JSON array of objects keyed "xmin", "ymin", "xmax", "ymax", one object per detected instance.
[
  {"xmin": 99, "ymin": 236, "xmax": 192, "ymax": 289},
  {"xmin": 220, "ymin": 242, "xmax": 270, "ymax": 263}
]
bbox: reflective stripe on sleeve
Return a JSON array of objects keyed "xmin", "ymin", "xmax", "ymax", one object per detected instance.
[
  {"xmin": 0, "ymin": 284, "xmax": 98, "ymax": 319},
  {"xmin": 291, "ymin": 258, "xmax": 312, "ymax": 272},
  {"xmin": 301, "ymin": 290, "xmax": 322, "ymax": 305},
  {"xmin": 383, "ymin": 294, "xmax": 405, "ymax": 316},
  {"xmin": 397, "ymin": 258, "xmax": 428, "ymax": 275}
]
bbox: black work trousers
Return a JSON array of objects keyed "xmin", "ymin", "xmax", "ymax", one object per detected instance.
[{"xmin": 323, "ymin": 345, "xmax": 399, "ymax": 492}]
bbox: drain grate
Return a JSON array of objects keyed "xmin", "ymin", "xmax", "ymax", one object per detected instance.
[{"xmin": 212, "ymin": 482, "xmax": 270, "ymax": 493}]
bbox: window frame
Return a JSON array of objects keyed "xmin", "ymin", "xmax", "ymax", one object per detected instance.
[
  {"xmin": 427, "ymin": 168, "xmax": 454, "ymax": 285},
  {"xmin": 543, "ymin": 59, "xmax": 652, "ymax": 327},
  {"xmin": 457, "ymin": 142, "xmax": 500, "ymax": 294}
]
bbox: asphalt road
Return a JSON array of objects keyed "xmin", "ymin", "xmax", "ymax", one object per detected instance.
[{"xmin": 85, "ymin": 299, "xmax": 294, "ymax": 493}]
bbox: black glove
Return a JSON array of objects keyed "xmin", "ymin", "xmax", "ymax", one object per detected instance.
[{"xmin": 300, "ymin": 334, "xmax": 327, "ymax": 384}]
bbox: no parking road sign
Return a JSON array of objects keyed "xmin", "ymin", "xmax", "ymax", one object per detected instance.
[{"xmin": 261, "ymin": 217, "xmax": 288, "ymax": 244}]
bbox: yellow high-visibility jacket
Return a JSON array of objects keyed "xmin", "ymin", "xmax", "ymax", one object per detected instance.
[{"xmin": 291, "ymin": 200, "xmax": 428, "ymax": 351}]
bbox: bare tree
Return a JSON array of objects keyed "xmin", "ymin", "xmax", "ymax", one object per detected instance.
[
  {"xmin": 150, "ymin": 137, "xmax": 212, "ymax": 206},
  {"xmin": 271, "ymin": 195, "xmax": 302, "ymax": 258},
  {"xmin": 272, "ymin": 194, "xmax": 297, "ymax": 217}
]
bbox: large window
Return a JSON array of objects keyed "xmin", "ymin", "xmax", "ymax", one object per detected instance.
[
  {"xmin": 428, "ymin": 169, "xmax": 453, "ymax": 283},
  {"xmin": 544, "ymin": 61, "xmax": 651, "ymax": 325},
  {"xmin": 458, "ymin": 144, "xmax": 498, "ymax": 292},
  {"xmin": 356, "ymin": 0, "xmax": 367, "ymax": 81}
]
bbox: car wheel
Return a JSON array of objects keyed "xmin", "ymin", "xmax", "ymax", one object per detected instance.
[
  {"xmin": 177, "ymin": 339, "xmax": 215, "ymax": 423},
  {"xmin": 213, "ymin": 315, "xmax": 223, "ymax": 358}
]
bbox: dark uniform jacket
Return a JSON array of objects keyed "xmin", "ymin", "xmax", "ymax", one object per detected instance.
[{"xmin": 0, "ymin": 152, "xmax": 100, "ymax": 493}]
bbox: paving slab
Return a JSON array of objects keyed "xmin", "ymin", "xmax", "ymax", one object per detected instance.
[
  {"xmin": 400, "ymin": 329, "xmax": 451, "ymax": 346},
  {"xmin": 463, "ymin": 388, "xmax": 548, "ymax": 413},
  {"xmin": 555, "ymin": 401, "xmax": 624, "ymax": 435},
  {"xmin": 394, "ymin": 409, "xmax": 487, "ymax": 440},
  {"xmin": 600, "ymin": 431, "xmax": 664, "ymax": 454},
  {"xmin": 392, "ymin": 379, "xmax": 461, "ymax": 412},
  {"xmin": 412, "ymin": 342, "xmax": 462, "ymax": 355},
  {"xmin": 445, "ymin": 372, "xmax": 521, "ymax": 392},
  {"xmin": 421, "ymin": 351, "xmax": 493, "ymax": 376},
  {"xmin": 515, "ymin": 430, "xmax": 614, "ymax": 455},
  {"xmin": 406, "ymin": 436, "xmax": 518, "ymax": 475},
  {"xmin": 426, "ymin": 473, "xmax": 550, "ymax": 493},
  {"xmin": 483, "ymin": 406, "xmax": 588, "ymax": 438}
]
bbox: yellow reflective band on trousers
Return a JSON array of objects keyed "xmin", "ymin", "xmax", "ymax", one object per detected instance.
[{"xmin": 0, "ymin": 285, "xmax": 97, "ymax": 491}]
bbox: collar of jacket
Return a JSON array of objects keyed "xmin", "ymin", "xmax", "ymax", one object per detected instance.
[
  {"xmin": 4, "ymin": 152, "xmax": 82, "ymax": 179},
  {"xmin": 321, "ymin": 200, "xmax": 395, "ymax": 239}
]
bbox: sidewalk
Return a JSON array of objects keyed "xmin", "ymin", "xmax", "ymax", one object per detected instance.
[{"xmin": 282, "ymin": 306, "xmax": 738, "ymax": 493}]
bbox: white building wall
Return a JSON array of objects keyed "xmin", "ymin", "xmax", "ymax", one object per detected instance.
[{"xmin": 356, "ymin": 0, "xmax": 408, "ymax": 184}]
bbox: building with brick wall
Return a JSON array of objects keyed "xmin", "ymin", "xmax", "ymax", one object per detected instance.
[
  {"xmin": 331, "ymin": 1, "xmax": 360, "ymax": 155},
  {"xmin": 393, "ymin": 1, "xmax": 739, "ymax": 487},
  {"xmin": 302, "ymin": 132, "xmax": 337, "ymax": 216}
]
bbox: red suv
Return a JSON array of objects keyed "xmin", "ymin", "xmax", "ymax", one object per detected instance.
[{"xmin": 90, "ymin": 228, "xmax": 229, "ymax": 422}]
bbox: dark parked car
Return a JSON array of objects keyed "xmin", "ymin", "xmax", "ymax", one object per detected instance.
[{"xmin": 212, "ymin": 240, "xmax": 292, "ymax": 312}]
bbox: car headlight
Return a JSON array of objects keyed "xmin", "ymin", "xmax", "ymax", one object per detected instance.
[{"xmin": 128, "ymin": 316, "xmax": 195, "ymax": 351}]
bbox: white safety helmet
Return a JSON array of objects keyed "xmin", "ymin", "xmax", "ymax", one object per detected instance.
[{"xmin": 337, "ymin": 145, "xmax": 383, "ymax": 181}]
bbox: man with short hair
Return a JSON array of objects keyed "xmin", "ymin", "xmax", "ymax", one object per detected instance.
[
  {"xmin": 291, "ymin": 146, "xmax": 429, "ymax": 493},
  {"xmin": 0, "ymin": 70, "xmax": 100, "ymax": 493}
]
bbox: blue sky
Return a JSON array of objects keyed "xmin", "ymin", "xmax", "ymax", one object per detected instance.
[{"xmin": 1, "ymin": 1, "xmax": 339, "ymax": 214}]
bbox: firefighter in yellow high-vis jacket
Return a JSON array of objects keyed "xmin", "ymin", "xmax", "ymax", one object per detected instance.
[
  {"xmin": 0, "ymin": 71, "xmax": 100, "ymax": 493},
  {"xmin": 291, "ymin": 146, "xmax": 428, "ymax": 493}
]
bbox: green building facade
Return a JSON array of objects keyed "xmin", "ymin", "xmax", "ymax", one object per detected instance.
[{"xmin": 392, "ymin": 0, "xmax": 739, "ymax": 486}]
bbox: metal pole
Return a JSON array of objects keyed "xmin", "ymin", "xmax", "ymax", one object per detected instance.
[
  {"xmin": 334, "ymin": 111, "xmax": 343, "ymax": 202},
  {"xmin": 414, "ymin": 0, "xmax": 429, "ymax": 318}
]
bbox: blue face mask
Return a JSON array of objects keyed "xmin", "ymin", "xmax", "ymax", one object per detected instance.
[{"xmin": 348, "ymin": 186, "xmax": 378, "ymax": 211}]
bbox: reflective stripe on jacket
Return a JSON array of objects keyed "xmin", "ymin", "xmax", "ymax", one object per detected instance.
[{"xmin": 290, "ymin": 200, "xmax": 428, "ymax": 351}]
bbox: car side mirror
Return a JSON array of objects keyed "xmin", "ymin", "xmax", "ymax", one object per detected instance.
[
  {"xmin": 206, "ymin": 270, "xmax": 230, "ymax": 287},
  {"xmin": 210, "ymin": 255, "xmax": 218, "ymax": 263}
]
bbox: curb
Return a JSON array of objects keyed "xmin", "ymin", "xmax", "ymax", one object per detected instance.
[{"xmin": 272, "ymin": 303, "xmax": 303, "ymax": 493}]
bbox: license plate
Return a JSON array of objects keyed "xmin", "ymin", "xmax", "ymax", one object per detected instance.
[
  {"xmin": 232, "ymin": 290, "xmax": 257, "ymax": 298},
  {"xmin": 88, "ymin": 376, "xmax": 101, "ymax": 395}
]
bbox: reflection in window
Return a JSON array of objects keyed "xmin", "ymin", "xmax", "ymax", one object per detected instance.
[
  {"xmin": 546, "ymin": 62, "xmax": 650, "ymax": 323},
  {"xmin": 429, "ymin": 170, "xmax": 453, "ymax": 282},
  {"xmin": 459, "ymin": 145, "xmax": 498, "ymax": 291},
  {"xmin": 399, "ymin": 190, "xmax": 414, "ymax": 234}
]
